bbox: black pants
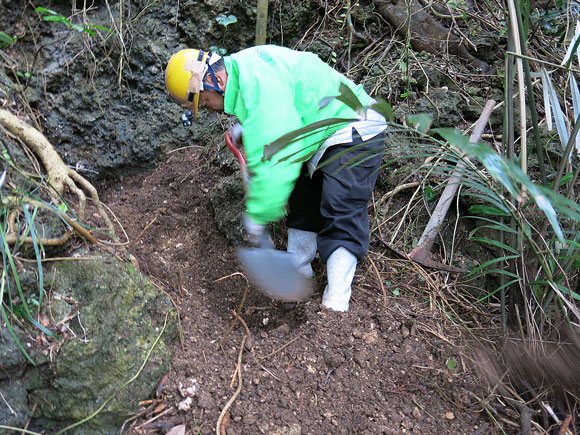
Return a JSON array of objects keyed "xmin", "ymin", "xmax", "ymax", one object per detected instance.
[{"xmin": 286, "ymin": 130, "xmax": 384, "ymax": 263}]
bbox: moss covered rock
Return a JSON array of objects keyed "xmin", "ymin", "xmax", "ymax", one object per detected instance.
[{"xmin": 26, "ymin": 255, "xmax": 176, "ymax": 434}]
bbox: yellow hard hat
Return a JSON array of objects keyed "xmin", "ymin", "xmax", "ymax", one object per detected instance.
[{"xmin": 165, "ymin": 49, "xmax": 222, "ymax": 119}]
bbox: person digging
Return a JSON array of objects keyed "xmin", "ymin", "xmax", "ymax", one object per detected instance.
[{"xmin": 164, "ymin": 45, "xmax": 387, "ymax": 312}]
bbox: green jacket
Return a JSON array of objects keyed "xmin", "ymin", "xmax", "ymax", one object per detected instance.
[{"xmin": 223, "ymin": 45, "xmax": 372, "ymax": 225}]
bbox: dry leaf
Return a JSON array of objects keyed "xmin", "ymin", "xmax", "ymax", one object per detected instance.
[{"xmin": 165, "ymin": 424, "xmax": 186, "ymax": 435}]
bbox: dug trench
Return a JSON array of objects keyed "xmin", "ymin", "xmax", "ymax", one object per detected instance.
[{"xmin": 99, "ymin": 145, "xmax": 493, "ymax": 434}]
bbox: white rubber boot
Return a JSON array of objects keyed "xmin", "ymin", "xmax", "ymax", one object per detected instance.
[
  {"xmin": 287, "ymin": 228, "xmax": 317, "ymax": 278},
  {"xmin": 321, "ymin": 247, "xmax": 357, "ymax": 312}
]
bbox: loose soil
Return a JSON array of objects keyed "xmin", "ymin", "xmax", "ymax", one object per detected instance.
[{"xmin": 100, "ymin": 148, "xmax": 495, "ymax": 434}]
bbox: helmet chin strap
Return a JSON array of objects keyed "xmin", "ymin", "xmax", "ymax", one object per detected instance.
[{"xmin": 203, "ymin": 64, "xmax": 223, "ymax": 94}]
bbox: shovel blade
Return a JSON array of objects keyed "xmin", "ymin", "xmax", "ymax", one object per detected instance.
[{"xmin": 237, "ymin": 247, "xmax": 312, "ymax": 302}]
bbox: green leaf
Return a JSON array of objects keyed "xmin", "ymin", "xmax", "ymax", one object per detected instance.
[
  {"xmin": 0, "ymin": 31, "xmax": 15, "ymax": 48},
  {"xmin": 466, "ymin": 216, "xmax": 516, "ymax": 230},
  {"xmin": 435, "ymin": 127, "xmax": 565, "ymax": 241},
  {"xmin": 424, "ymin": 185, "xmax": 437, "ymax": 202},
  {"xmin": 28, "ymin": 316, "xmax": 62, "ymax": 339},
  {"xmin": 81, "ymin": 26, "xmax": 96, "ymax": 35},
  {"xmin": 43, "ymin": 15, "xmax": 67, "ymax": 23},
  {"xmin": 1, "ymin": 230, "xmax": 30, "ymax": 316},
  {"xmin": 370, "ymin": 99, "xmax": 394, "ymax": 123},
  {"xmin": 22, "ymin": 205, "xmax": 44, "ymax": 310},
  {"xmin": 216, "ymin": 13, "xmax": 237, "ymax": 27},
  {"xmin": 476, "ymin": 278, "xmax": 520, "ymax": 302},
  {"xmin": 86, "ymin": 24, "xmax": 113, "ymax": 33},
  {"xmin": 406, "ymin": 113, "xmax": 432, "ymax": 133},
  {"xmin": 35, "ymin": 7, "xmax": 56, "ymax": 15},
  {"xmin": 263, "ymin": 117, "xmax": 354, "ymax": 160},
  {"xmin": 56, "ymin": 202, "xmax": 69, "ymax": 213},
  {"xmin": 528, "ymin": 281, "xmax": 580, "ymax": 301},
  {"xmin": 467, "ymin": 254, "xmax": 520, "ymax": 276},
  {"xmin": 446, "ymin": 358, "xmax": 457, "ymax": 371},
  {"xmin": 469, "ymin": 205, "xmax": 511, "ymax": 216},
  {"xmin": 0, "ymin": 269, "xmax": 35, "ymax": 365},
  {"xmin": 469, "ymin": 237, "xmax": 519, "ymax": 254},
  {"xmin": 318, "ymin": 83, "xmax": 367, "ymax": 117}
]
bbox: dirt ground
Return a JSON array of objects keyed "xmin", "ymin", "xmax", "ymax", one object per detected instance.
[{"xmin": 99, "ymin": 147, "xmax": 498, "ymax": 434}]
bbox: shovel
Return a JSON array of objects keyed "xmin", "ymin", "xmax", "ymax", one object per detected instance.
[{"xmin": 225, "ymin": 131, "xmax": 312, "ymax": 302}]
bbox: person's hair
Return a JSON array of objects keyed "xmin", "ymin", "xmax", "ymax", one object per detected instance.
[
  {"xmin": 203, "ymin": 57, "xmax": 225, "ymax": 88},
  {"xmin": 211, "ymin": 57, "xmax": 225, "ymax": 73}
]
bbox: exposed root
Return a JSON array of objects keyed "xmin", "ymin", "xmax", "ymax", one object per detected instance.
[
  {"xmin": 4, "ymin": 197, "xmax": 99, "ymax": 245},
  {"xmin": 216, "ymin": 272, "xmax": 250, "ymax": 348},
  {"xmin": 0, "ymin": 109, "xmax": 115, "ymax": 242},
  {"xmin": 216, "ymin": 335, "xmax": 247, "ymax": 435}
]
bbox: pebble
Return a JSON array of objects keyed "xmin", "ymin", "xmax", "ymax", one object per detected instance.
[
  {"xmin": 363, "ymin": 329, "xmax": 379, "ymax": 344},
  {"xmin": 444, "ymin": 411, "xmax": 455, "ymax": 420}
]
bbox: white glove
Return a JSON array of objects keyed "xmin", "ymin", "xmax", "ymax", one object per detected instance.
[
  {"xmin": 231, "ymin": 123, "xmax": 243, "ymax": 147},
  {"xmin": 243, "ymin": 214, "xmax": 266, "ymax": 247}
]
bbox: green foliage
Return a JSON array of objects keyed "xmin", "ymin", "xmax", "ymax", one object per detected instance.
[
  {"xmin": 35, "ymin": 7, "xmax": 112, "ymax": 36},
  {"xmin": 265, "ymin": 83, "xmax": 580, "ymax": 328},
  {"xmin": 209, "ymin": 45, "xmax": 228, "ymax": 55},
  {"xmin": 0, "ymin": 31, "xmax": 16, "ymax": 48},
  {"xmin": 446, "ymin": 358, "xmax": 457, "ymax": 371},
  {"xmin": 0, "ymin": 168, "xmax": 71, "ymax": 364},
  {"xmin": 215, "ymin": 13, "xmax": 237, "ymax": 27},
  {"xmin": 423, "ymin": 185, "xmax": 437, "ymax": 202},
  {"xmin": 214, "ymin": 12, "xmax": 237, "ymax": 47}
]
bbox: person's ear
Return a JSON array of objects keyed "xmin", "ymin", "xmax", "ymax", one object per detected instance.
[{"xmin": 216, "ymin": 72, "xmax": 227, "ymax": 92}]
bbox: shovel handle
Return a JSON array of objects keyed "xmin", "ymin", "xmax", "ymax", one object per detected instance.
[
  {"xmin": 225, "ymin": 131, "xmax": 246, "ymax": 167},
  {"xmin": 225, "ymin": 131, "xmax": 250, "ymax": 186}
]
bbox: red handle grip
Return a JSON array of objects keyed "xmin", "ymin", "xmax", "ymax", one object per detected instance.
[{"xmin": 225, "ymin": 131, "xmax": 247, "ymax": 168}]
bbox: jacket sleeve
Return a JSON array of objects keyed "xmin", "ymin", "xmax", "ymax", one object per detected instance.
[{"xmin": 240, "ymin": 73, "xmax": 312, "ymax": 226}]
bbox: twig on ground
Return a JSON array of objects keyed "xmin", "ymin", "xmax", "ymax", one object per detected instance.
[
  {"xmin": 216, "ymin": 272, "xmax": 249, "ymax": 347},
  {"xmin": 259, "ymin": 336, "xmax": 300, "ymax": 360},
  {"xmin": 134, "ymin": 406, "xmax": 173, "ymax": 431},
  {"xmin": 166, "ymin": 145, "xmax": 205, "ymax": 154},
  {"xmin": 368, "ymin": 256, "xmax": 387, "ymax": 308},
  {"xmin": 216, "ymin": 335, "xmax": 247, "ymax": 435},
  {"xmin": 97, "ymin": 202, "xmax": 130, "ymax": 245},
  {"xmin": 120, "ymin": 400, "xmax": 161, "ymax": 434},
  {"xmin": 20, "ymin": 402, "xmax": 37, "ymax": 435},
  {"xmin": 558, "ymin": 414, "xmax": 572, "ymax": 435},
  {"xmin": 128, "ymin": 215, "xmax": 158, "ymax": 248}
]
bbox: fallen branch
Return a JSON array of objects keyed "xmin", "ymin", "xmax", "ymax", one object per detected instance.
[{"xmin": 409, "ymin": 99, "xmax": 496, "ymax": 266}]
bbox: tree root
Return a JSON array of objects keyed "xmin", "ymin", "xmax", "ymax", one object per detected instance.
[
  {"xmin": 4, "ymin": 197, "xmax": 99, "ymax": 245},
  {"xmin": 0, "ymin": 109, "xmax": 115, "ymax": 243},
  {"xmin": 373, "ymin": 0, "xmax": 491, "ymax": 72}
]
